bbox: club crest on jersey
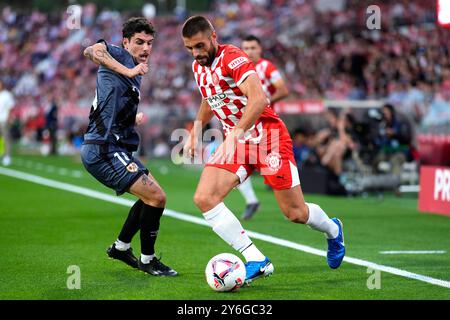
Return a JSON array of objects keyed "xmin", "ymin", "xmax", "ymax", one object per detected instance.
[
  {"xmin": 265, "ymin": 152, "xmax": 282, "ymax": 172},
  {"xmin": 228, "ymin": 56, "xmax": 248, "ymax": 70},
  {"xmin": 211, "ymin": 72, "xmax": 219, "ymax": 85},
  {"xmin": 126, "ymin": 162, "xmax": 139, "ymax": 173}
]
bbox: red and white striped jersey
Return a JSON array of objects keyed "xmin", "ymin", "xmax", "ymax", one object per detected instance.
[
  {"xmin": 255, "ymin": 58, "xmax": 282, "ymax": 100},
  {"xmin": 192, "ymin": 44, "xmax": 280, "ymax": 143}
]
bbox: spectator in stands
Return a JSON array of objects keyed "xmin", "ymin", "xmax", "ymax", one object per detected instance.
[
  {"xmin": 422, "ymin": 84, "xmax": 450, "ymax": 127},
  {"xmin": 0, "ymin": 79, "xmax": 15, "ymax": 166},
  {"xmin": 0, "ymin": 1, "xmax": 447, "ymax": 158},
  {"xmin": 45, "ymin": 97, "xmax": 58, "ymax": 155}
]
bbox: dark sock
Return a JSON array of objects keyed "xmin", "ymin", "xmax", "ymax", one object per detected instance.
[
  {"xmin": 117, "ymin": 200, "xmax": 144, "ymax": 244},
  {"xmin": 140, "ymin": 204, "xmax": 164, "ymax": 256}
]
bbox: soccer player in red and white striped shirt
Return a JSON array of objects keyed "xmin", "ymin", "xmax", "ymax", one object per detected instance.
[
  {"xmin": 181, "ymin": 16, "xmax": 345, "ymax": 284},
  {"xmin": 242, "ymin": 35, "xmax": 289, "ymax": 106},
  {"xmin": 237, "ymin": 35, "xmax": 290, "ymax": 220}
]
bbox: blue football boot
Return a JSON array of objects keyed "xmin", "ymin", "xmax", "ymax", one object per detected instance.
[
  {"xmin": 244, "ymin": 257, "xmax": 274, "ymax": 284},
  {"xmin": 327, "ymin": 218, "xmax": 345, "ymax": 269}
]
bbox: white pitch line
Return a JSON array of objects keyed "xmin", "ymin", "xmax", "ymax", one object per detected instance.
[
  {"xmin": 1, "ymin": 166, "xmax": 450, "ymax": 289},
  {"xmin": 380, "ymin": 251, "xmax": 446, "ymax": 255}
]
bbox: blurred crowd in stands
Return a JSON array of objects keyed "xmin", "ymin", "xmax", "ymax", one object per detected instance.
[
  {"xmin": 212, "ymin": 0, "xmax": 450, "ymax": 128},
  {"xmin": 0, "ymin": 0, "xmax": 449, "ymax": 190}
]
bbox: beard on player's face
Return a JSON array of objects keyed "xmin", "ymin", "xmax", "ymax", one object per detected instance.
[{"xmin": 195, "ymin": 40, "xmax": 216, "ymax": 66}]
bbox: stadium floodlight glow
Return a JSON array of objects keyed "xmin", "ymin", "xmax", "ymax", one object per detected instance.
[{"xmin": 438, "ymin": 0, "xmax": 450, "ymax": 27}]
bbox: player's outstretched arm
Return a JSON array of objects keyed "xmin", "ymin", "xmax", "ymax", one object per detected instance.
[
  {"xmin": 234, "ymin": 73, "xmax": 268, "ymax": 136},
  {"xmin": 83, "ymin": 42, "xmax": 148, "ymax": 78},
  {"xmin": 194, "ymin": 98, "xmax": 215, "ymax": 128}
]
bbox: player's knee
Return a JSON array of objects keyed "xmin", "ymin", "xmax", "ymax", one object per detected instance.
[
  {"xmin": 154, "ymin": 190, "xmax": 167, "ymax": 207},
  {"xmin": 193, "ymin": 192, "xmax": 207, "ymax": 210},
  {"xmin": 285, "ymin": 203, "xmax": 309, "ymax": 224},
  {"xmin": 193, "ymin": 191, "xmax": 217, "ymax": 212},
  {"xmin": 142, "ymin": 189, "xmax": 166, "ymax": 208}
]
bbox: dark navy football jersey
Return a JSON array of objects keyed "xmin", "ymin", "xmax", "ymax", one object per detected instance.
[{"xmin": 83, "ymin": 39, "xmax": 142, "ymax": 151}]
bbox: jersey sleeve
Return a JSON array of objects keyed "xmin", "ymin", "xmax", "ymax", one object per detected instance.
[
  {"xmin": 266, "ymin": 61, "xmax": 282, "ymax": 85},
  {"xmin": 96, "ymin": 39, "xmax": 127, "ymax": 64},
  {"xmin": 223, "ymin": 47, "xmax": 256, "ymax": 87}
]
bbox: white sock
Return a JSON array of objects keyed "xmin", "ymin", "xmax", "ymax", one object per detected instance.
[
  {"xmin": 240, "ymin": 243, "xmax": 265, "ymax": 262},
  {"xmin": 203, "ymin": 202, "xmax": 264, "ymax": 261},
  {"xmin": 114, "ymin": 239, "xmax": 130, "ymax": 251},
  {"xmin": 305, "ymin": 203, "xmax": 339, "ymax": 239},
  {"xmin": 237, "ymin": 177, "xmax": 259, "ymax": 205},
  {"xmin": 141, "ymin": 254, "xmax": 155, "ymax": 264}
]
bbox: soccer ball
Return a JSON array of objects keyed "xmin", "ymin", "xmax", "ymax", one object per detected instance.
[{"xmin": 205, "ymin": 253, "xmax": 246, "ymax": 292}]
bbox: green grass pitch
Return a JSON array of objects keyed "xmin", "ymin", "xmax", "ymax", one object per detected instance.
[{"xmin": 0, "ymin": 154, "xmax": 449, "ymax": 299}]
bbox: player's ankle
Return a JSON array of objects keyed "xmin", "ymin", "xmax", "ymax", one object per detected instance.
[
  {"xmin": 141, "ymin": 254, "xmax": 155, "ymax": 264},
  {"xmin": 114, "ymin": 239, "xmax": 130, "ymax": 251},
  {"xmin": 240, "ymin": 243, "xmax": 265, "ymax": 262}
]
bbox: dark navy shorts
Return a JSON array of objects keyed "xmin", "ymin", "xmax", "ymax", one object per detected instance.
[{"xmin": 80, "ymin": 143, "xmax": 149, "ymax": 195}]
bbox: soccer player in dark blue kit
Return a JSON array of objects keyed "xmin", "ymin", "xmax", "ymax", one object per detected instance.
[{"xmin": 81, "ymin": 17, "xmax": 177, "ymax": 276}]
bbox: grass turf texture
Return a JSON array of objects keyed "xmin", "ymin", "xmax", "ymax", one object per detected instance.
[{"xmin": 0, "ymin": 154, "xmax": 449, "ymax": 299}]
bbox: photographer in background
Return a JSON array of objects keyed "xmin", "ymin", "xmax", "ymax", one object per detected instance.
[
  {"xmin": 292, "ymin": 127, "xmax": 319, "ymax": 169},
  {"xmin": 374, "ymin": 104, "xmax": 412, "ymax": 174},
  {"xmin": 315, "ymin": 109, "xmax": 358, "ymax": 176}
]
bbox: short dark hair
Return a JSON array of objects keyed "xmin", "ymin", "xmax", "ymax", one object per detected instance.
[
  {"xmin": 182, "ymin": 15, "xmax": 214, "ymax": 38},
  {"xmin": 243, "ymin": 35, "xmax": 261, "ymax": 45},
  {"xmin": 293, "ymin": 127, "xmax": 311, "ymax": 137},
  {"xmin": 383, "ymin": 103, "xmax": 396, "ymax": 116},
  {"xmin": 122, "ymin": 17, "xmax": 155, "ymax": 40}
]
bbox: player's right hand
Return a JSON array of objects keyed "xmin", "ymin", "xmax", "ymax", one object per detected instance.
[
  {"xmin": 135, "ymin": 112, "xmax": 145, "ymax": 125},
  {"xmin": 128, "ymin": 63, "xmax": 149, "ymax": 77}
]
